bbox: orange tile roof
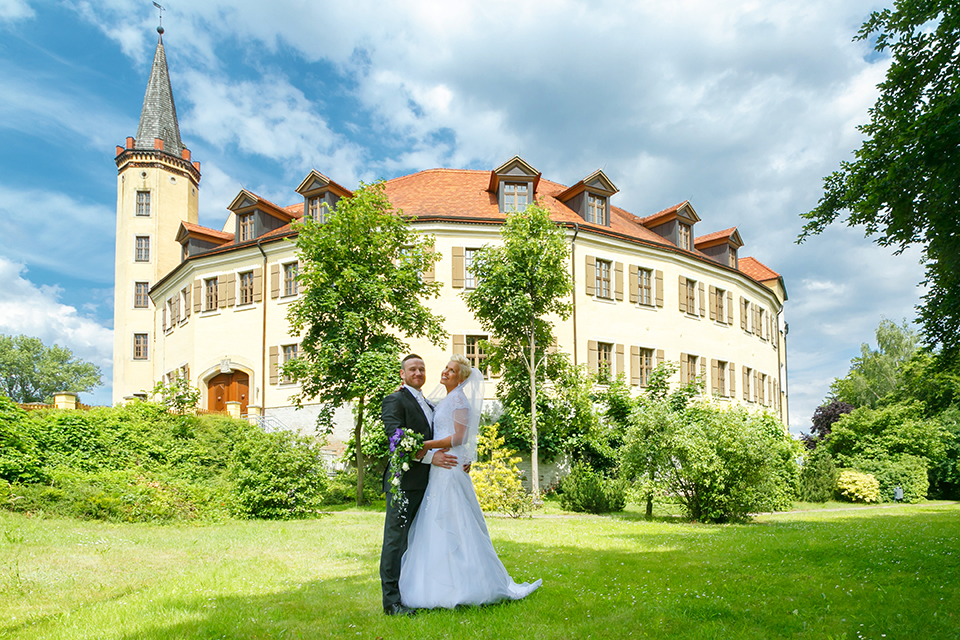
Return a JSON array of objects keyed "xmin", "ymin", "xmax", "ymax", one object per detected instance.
[
  {"xmin": 738, "ymin": 256, "xmax": 780, "ymax": 281},
  {"xmin": 178, "ymin": 221, "xmax": 234, "ymax": 242},
  {"xmin": 695, "ymin": 227, "xmax": 737, "ymax": 245},
  {"xmin": 639, "ymin": 201, "xmax": 688, "ymax": 226}
]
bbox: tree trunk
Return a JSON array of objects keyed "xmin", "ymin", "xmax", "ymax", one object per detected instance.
[
  {"xmin": 529, "ymin": 327, "xmax": 540, "ymax": 498},
  {"xmin": 646, "ymin": 466, "xmax": 654, "ymax": 518},
  {"xmin": 355, "ymin": 396, "xmax": 365, "ymax": 507}
]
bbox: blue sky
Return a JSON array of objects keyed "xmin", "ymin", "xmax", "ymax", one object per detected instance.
[{"xmin": 0, "ymin": 0, "xmax": 926, "ymax": 433}]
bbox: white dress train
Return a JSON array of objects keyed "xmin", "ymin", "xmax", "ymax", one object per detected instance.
[{"xmin": 398, "ymin": 383, "xmax": 542, "ymax": 609}]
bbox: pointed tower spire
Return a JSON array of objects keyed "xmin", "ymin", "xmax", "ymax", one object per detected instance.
[{"xmin": 135, "ymin": 29, "xmax": 183, "ymax": 157}]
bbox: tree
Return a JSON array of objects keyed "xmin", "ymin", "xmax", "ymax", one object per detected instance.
[
  {"xmin": 798, "ymin": 1, "xmax": 960, "ymax": 355},
  {"xmin": 830, "ymin": 318, "xmax": 917, "ymax": 408},
  {"xmin": 285, "ymin": 181, "xmax": 447, "ymax": 505},
  {"xmin": 807, "ymin": 400, "xmax": 855, "ymax": 446},
  {"xmin": 463, "ymin": 204, "xmax": 573, "ymax": 497},
  {"xmin": 0, "ymin": 334, "xmax": 101, "ymax": 403}
]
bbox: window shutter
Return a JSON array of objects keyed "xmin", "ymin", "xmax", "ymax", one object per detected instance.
[
  {"xmin": 270, "ymin": 264, "xmax": 280, "ymax": 299},
  {"xmin": 656, "ymin": 349, "xmax": 664, "ymax": 365},
  {"xmin": 729, "ymin": 362, "xmax": 736, "ymax": 397},
  {"xmin": 768, "ymin": 377, "xmax": 773, "ymax": 407},
  {"xmin": 193, "ymin": 279, "xmax": 202, "ymax": 313},
  {"xmin": 630, "ymin": 345, "xmax": 640, "ymax": 386},
  {"xmin": 225, "ymin": 273, "xmax": 236, "ymax": 306},
  {"xmin": 162, "ymin": 303, "xmax": 167, "ymax": 330},
  {"xmin": 726, "ymin": 291, "xmax": 733, "ymax": 325},
  {"xmin": 700, "ymin": 357, "xmax": 706, "ymax": 379},
  {"xmin": 253, "ymin": 267, "xmax": 263, "ymax": 303},
  {"xmin": 680, "ymin": 352, "xmax": 688, "ymax": 384},
  {"xmin": 588, "ymin": 340, "xmax": 598, "ymax": 373},
  {"xmin": 709, "ymin": 285, "xmax": 717, "ymax": 321},
  {"xmin": 585, "ymin": 256, "xmax": 596, "ymax": 296},
  {"xmin": 614, "ymin": 262, "xmax": 624, "ymax": 301},
  {"xmin": 655, "ymin": 270, "xmax": 664, "ymax": 307},
  {"xmin": 218, "ymin": 276, "xmax": 228, "ymax": 308},
  {"xmin": 183, "ymin": 286, "xmax": 191, "ymax": 318},
  {"xmin": 711, "ymin": 359, "xmax": 719, "ymax": 394},
  {"xmin": 616, "ymin": 343, "xmax": 624, "ymax": 375},
  {"xmin": 629, "ymin": 265, "xmax": 639, "ymax": 304},
  {"xmin": 423, "ymin": 244, "xmax": 435, "ymax": 282},
  {"xmin": 755, "ymin": 306, "xmax": 761, "ymax": 337},
  {"xmin": 753, "ymin": 371, "xmax": 759, "ymax": 402},
  {"xmin": 452, "ymin": 246, "xmax": 464, "ymax": 288},
  {"xmin": 453, "ymin": 334, "xmax": 465, "ymax": 356},
  {"xmin": 699, "ymin": 282, "xmax": 706, "ymax": 317},
  {"xmin": 743, "ymin": 368, "xmax": 749, "ymax": 401},
  {"xmin": 269, "ymin": 346, "xmax": 279, "ymax": 385},
  {"xmin": 740, "ymin": 297, "xmax": 747, "ymax": 330},
  {"xmin": 678, "ymin": 276, "xmax": 687, "ymax": 313}
]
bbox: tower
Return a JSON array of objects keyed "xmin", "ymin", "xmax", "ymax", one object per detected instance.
[{"xmin": 112, "ymin": 27, "xmax": 201, "ymax": 403}]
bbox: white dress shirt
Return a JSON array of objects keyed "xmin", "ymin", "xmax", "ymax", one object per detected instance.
[{"xmin": 404, "ymin": 385, "xmax": 435, "ymax": 465}]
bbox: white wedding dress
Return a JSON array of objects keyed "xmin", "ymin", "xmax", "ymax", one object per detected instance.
[{"xmin": 399, "ymin": 369, "xmax": 542, "ymax": 609}]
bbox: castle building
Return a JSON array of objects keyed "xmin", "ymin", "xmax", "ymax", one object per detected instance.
[{"xmin": 113, "ymin": 34, "xmax": 789, "ymax": 449}]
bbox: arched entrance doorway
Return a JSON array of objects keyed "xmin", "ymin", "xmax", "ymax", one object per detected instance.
[{"xmin": 207, "ymin": 371, "xmax": 250, "ymax": 414}]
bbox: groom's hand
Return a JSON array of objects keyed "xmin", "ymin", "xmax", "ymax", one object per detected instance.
[{"xmin": 431, "ymin": 449, "xmax": 457, "ymax": 469}]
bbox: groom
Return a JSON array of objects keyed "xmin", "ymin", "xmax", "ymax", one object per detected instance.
[{"xmin": 379, "ymin": 353, "xmax": 457, "ymax": 616}]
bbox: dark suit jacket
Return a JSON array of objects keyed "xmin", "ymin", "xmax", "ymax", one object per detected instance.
[{"xmin": 381, "ymin": 387, "xmax": 432, "ymax": 491}]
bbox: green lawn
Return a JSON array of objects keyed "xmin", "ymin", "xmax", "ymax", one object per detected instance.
[{"xmin": 1, "ymin": 502, "xmax": 958, "ymax": 639}]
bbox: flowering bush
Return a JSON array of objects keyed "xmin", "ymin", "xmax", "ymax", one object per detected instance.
[
  {"xmin": 471, "ymin": 423, "xmax": 533, "ymax": 518},
  {"xmin": 836, "ymin": 469, "xmax": 881, "ymax": 503}
]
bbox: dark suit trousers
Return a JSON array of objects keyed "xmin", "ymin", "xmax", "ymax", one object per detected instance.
[{"xmin": 379, "ymin": 478, "xmax": 425, "ymax": 610}]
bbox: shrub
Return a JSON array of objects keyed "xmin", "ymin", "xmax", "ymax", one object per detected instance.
[
  {"xmin": 323, "ymin": 471, "xmax": 382, "ymax": 505},
  {"xmin": 229, "ymin": 430, "xmax": 327, "ymax": 519},
  {"xmin": 799, "ymin": 446, "xmax": 839, "ymax": 502},
  {"xmin": 559, "ymin": 461, "xmax": 625, "ymax": 514},
  {"xmin": 855, "ymin": 455, "xmax": 929, "ymax": 503},
  {"xmin": 836, "ymin": 470, "xmax": 881, "ymax": 503},
  {"xmin": 0, "ymin": 395, "xmax": 46, "ymax": 483},
  {"xmin": 471, "ymin": 423, "xmax": 533, "ymax": 518}
]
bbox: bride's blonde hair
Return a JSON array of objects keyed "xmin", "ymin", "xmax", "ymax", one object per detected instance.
[{"xmin": 450, "ymin": 354, "xmax": 472, "ymax": 383}]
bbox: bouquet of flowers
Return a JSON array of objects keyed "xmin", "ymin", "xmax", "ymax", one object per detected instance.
[{"xmin": 387, "ymin": 427, "xmax": 425, "ymax": 510}]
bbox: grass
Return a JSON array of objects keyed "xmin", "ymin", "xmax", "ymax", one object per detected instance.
[{"xmin": 1, "ymin": 502, "xmax": 958, "ymax": 639}]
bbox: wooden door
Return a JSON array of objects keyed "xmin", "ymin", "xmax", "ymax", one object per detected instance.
[{"xmin": 207, "ymin": 372, "xmax": 250, "ymax": 414}]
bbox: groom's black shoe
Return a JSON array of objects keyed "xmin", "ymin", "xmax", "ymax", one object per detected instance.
[{"xmin": 384, "ymin": 603, "xmax": 416, "ymax": 617}]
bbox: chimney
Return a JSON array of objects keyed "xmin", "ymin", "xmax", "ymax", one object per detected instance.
[
  {"xmin": 182, "ymin": 148, "xmax": 191, "ymax": 161},
  {"xmin": 154, "ymin": 138, "xmax": 164, "ymax": 151},
  {"xmin": 126, "ymin": 137, "xmax": 135, "ymax": 149}
]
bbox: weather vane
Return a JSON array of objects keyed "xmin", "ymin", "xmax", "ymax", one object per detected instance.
[{"xmin": 153, "ymin": 2, "xmax": 165, "ymax": 34}]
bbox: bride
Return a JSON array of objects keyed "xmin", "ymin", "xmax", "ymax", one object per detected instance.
[{"xmin": 398, "ymin": 354, "xmax": 542, "ymax": 609}]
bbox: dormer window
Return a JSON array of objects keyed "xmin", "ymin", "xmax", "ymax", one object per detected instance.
[
  {"xmin": 503, "ymin": 183, "xmax": 528, "ymax": 212},
  {"xmin": 729, "ymin": 248, "xmax": 737, "ymax": 268},
  {"xmin": 238, "ymin": 213, "xmax": 255, "ymax": 242},
  {"xmin": 679, "ymin": 223, "xmax": 692, "ymax": 250},
  {"xmin": 307, "ymin": 196, "xmax": 324, "ymax": 223},
  {"xmin": 586, "ymin": 194, "xmax": 608, "ymax": 225}
]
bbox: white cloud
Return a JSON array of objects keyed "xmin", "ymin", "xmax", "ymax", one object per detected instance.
[
  {"xmin": 0, "ymin": 256, "xmax": 113, "ymax": 402},
  {"xmin": 0, "ymin": 185, "xmax": 115, "ymax": 282},
  {"xmin": 0, "ymin": 0, "xmax": 33, "ymax": 21}
]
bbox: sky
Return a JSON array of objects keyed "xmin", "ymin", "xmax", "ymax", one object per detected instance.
[{"xmin": 0, "ymin": 0, "xmax": 927, "ymax": 434}]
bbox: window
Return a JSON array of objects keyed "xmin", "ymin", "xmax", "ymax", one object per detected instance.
[
  {"xmin": 715, "ymin": 287, "xmax": 726, "ymax": 323},
  {"xmin": 180, "ymin": 364, "xmax": 190, "ymax": 382},
  {"xmin": 238, "ymin": 213, "xmax": 255, "ymax": 242},
  {"xmin": 180, "ymin": 287, "xmax": 189, "ymax": 322},
  {"xmin": 596, "ymin": 259, "xmax": 612, "ymax": 299},
  {"xmin": 686, "ymin": 354, "xmax": 698, "ymax": 385},
  {"xmin": 685, "ymin": 278, "xmax": 697, "ymax": 314},
  {"xmin": 743, "ymin": 366, "xmax": 753, "ymax": 402},
  {"xmin": 729, "ymin": 248, "xmax": 737, "ymax": 268},
  {"xmin": 136, "ymin": 190, "xmax": 150, "ymax": 216},
  {"xmin": 283, "ymin": 262, "xmax": 298, "ymax": 297},
  {"xmin": 716, "ymin": 360, "xmax": 727, "ymax": 396},
  {"xmin": 758, "ymin": 372, "xmax": 767, "ymax": 405},
  {"xmin": 597, "ymin": 342, "xmax": 614, "ymax": 381},
  {"xmin": 134, "ymin": 282, "xmax": 150, "ymax": 308},
  {"xmin": 282, "ymin": 344, "xmax": 298, "ymax": 384},
  {"xmin": 638, "ymin": 268, "xmax": 653, "ymax": 306},
  {"xmin": 204, "ymin": 277, "xmax": 218, "ymax": 311},
  {"xmin": 742, "ymin": 298, "xmax": 751, "ymax": 331},
  {"xmin": 586, "ymin": 194, "xmax": 607, "ymax": 225},
  {"xmin": 133, "ymin": 333, "xmax": 148, "ymax": 360},
  {"xmin": 679, "ymin": 223, "xmax": 692, "ymax": 250},
  {"xmin": 307, "ymin": 196, "xmax": 324, "ymax": 223},
  {"xmin": 465, "ymin": 335, "xmax": 489, "ymax": 374},
  {"xmin": 135, "ymin": 236, "xmax": 150, "ymax": 262},
  {"xmin": 503, "ymin": 183, "xmax": 528, "ymax": 212},
  {"xmin": 758, "ymin": 307, "xmax": 767, "ymax": 340},
  {"xmin": 239, "ymin": 271, "xmax": 254, "ymax": 305},
  {"xmin": 464, "ymin": 248, "xmax": 478, "ymax": 289},
  {"xmin": 637, "ymin": 347, "xmax": 653, "ymax": 387}
]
